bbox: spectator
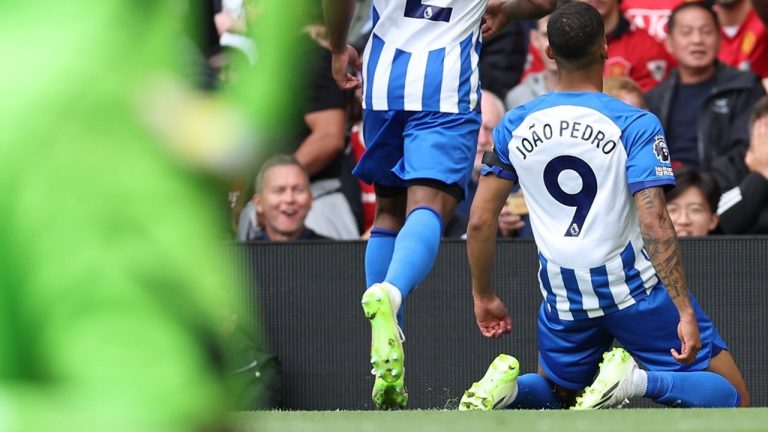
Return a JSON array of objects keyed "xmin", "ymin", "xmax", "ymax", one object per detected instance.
[
  {"xmin": 246, "ymin": 155, "xmax": 328, "ymax": 241},
  {"xmin": 456, "ymin": 90, "xmax": 507, "ymax": 221},
  {"xmin": 578, "ymin": 0, "xmax": 675, "ymax": 91},
  {"xmin": 603, "ymin": 76, "xmax": 647, "ymax": 108},
  {"xmin": 647, "ymin": 2, "xmax": 766, "ymax": 190},
  {"xmin": 666, "ymin": 167, "xmax": 722, "ymax": 237},
  {"xmin": 497, "ymin": 190, "xmax": 531, "ymax": 238},
  {"xmin": 505, "ymin": 15, "xmax": 558, "ymax": 109},
  {"xmin": 452, "ymin": 90, "xmax": 532, "ymax": 239},
  {"xmin": 480, "ymin": 22, "xmax": 529, "ymax": 101},
  {"xmin": 349, "ymin": 87, "xmax": 377, "ymax": 237},
  {"xmin": 715, "ymin": 0, "xmax": 768, "ymax": 89},
  {"xmin": 236, "ymin": 33, "xmax": 362, "ymax": 241},
  {"xmin": 292, "ymin": 23, "xmax": 359, "ymax": 240},
  {"xmin": 246, "ymin": 155, "xmax": 330, "ymax": 242},
  {"xmin": 236, "ymin": 198, "xmax": 260, "ymax": 241},
  {"xmin": 524, "ymin": 0, "xmax": 674, "ymax": 90},
  {"xmin": 622, "ymin": 0, "xmax": 685, "ymax": 42},
  {"xmin": 718, "ymin": 95, "xmax": 768, "ymax": 233}
]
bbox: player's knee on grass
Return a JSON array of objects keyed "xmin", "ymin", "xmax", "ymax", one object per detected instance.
[
  {"xmin": 536, "ymin": 367, "xmax": 578, "ymax": 408},
  {"xmin": 553, "ymin": 383, "xmax": 579, "ymax": 407}
]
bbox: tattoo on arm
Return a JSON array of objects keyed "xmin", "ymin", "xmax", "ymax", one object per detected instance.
[{"xmin": 635, "ymin": 188, "xmax": 688, "ymax": 301}]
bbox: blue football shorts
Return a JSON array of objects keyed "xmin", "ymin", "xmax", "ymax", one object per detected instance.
[
  {"xmin": 537, "ymin": 284, "xmax": 728, "ymax": 390},
  {"xmin": 355, "ymin": 109, "xmax": 481, "ymax": 195}
]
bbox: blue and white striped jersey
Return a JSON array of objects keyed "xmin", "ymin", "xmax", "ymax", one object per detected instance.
[
  {"xmin": 362, "ymin": 0, "xmax": 486, "ymax": 113},
  {"xmin": 484, "ymin": 92, "xmax": 676, "ymax": 320}
]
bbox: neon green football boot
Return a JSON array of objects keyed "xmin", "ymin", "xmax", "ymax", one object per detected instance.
[
  {"xmin": 362, "ymin": 283, "xmax": 407, "ymax": 409},
  {"xmin": 459, "ymin": 354, "xmax": 520, "ymax": 411},
  {"xmin": 572, "ymin": 347, "xmax": 638, "ymax": 410}
]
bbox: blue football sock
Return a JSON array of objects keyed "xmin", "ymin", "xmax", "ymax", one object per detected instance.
[
  {"xmin": 645, "ymin": 371, "xmax": 740, "ymax": 407},
  {"xmin": 365, "ymin": 227, "xmax": 398, "ymax": 288},
  {"xmin": 508, "ymin": 373, "xmax": 563, "ymax": 409},
  {"xmin": 365, "ymin": 227, "xmax": 404, "ymax": 326},
  {"xmin": 384, "ymin": 206, "xmax": 443, "ymax": 300}
]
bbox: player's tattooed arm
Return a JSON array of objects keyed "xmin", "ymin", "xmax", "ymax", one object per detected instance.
[
  {"xmin": 634, "ymin": 187, "xmax": 693, "ymax": 308},
  {"xmin": 635, "ymin": 187, "xmax": 701, "ymax": 363}
]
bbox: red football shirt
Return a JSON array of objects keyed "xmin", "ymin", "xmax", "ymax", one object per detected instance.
[
  {"xmin": 718, "ymin": 9, "xmax": 768, "ymax": 79},
  {"xmin": 521, "ymin": 16, "xmax": 674, "ymax": 91},
  {"xmin": 521, "ymin": 40, "xmax": 544, "ymax": 81},
  {"xmin": 621, "ymin": 0, "xmax": 684, "ymax": 41},
  {"xmin": 605, "ymin": 20, "xmax": 675, "ymax": 91},
  {"xmin": 350, "ymin": 125, "xmax": 376, "ymax": 233}
]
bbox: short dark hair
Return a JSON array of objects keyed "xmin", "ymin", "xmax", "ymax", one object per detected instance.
[
  {"xmin": 547, "ymin": 2, "xmax": 605, "ymax": 68},
  {"xmin": 668, "ymin": 2, "xmax": 719, "ymax": 34},
  {"xmin": 751, "ymin": 96, "xmax": 768, "ymax": 129},
  {"xmin": 665, "ymin": 167, "xmax": 721, "ymax": 213}
]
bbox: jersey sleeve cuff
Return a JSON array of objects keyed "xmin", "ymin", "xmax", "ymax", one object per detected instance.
[{"xmin": 629, "ymin": 178, "xmax": 675, "ymax": 194}]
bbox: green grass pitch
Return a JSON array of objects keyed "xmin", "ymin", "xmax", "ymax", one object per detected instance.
[{"xmin": 236, "ymin": 408, "xmax": 768, "ymax": 432}]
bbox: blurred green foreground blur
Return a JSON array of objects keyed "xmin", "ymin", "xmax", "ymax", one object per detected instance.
[{"xmin": 0, "ymin": 1, "xmax": 303, "ymax": 431}]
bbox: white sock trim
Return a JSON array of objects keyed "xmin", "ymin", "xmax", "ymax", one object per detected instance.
[
  {"xmin": 379, "ymin": 282, "xmax": 402, "ymax": 314},
  {"xmin": 632, "ymin": 369, "xmax": 648, "ymax": 398},
  {"xmin": 497, "ymin": 383, "xmax": 519, "ymax": 409}
]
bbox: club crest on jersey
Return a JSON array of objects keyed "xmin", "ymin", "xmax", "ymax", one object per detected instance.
[
  {"xmin": 605, "ymin": 57, "xmax": 631, "ymax": 78},
  {"xmin": 646, "ymin": 60, "xmax": 668, "ymax": 82},
  {"xmin": 653, "ymin": 135, "xmax": 670, "ymax": 163}
]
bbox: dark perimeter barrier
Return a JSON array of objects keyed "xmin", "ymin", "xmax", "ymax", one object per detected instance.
[{"xmin": 231, "ymin": 237, "xmax": 768, "ymax": 410}]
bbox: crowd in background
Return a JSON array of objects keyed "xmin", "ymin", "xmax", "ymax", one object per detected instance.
[{"xmin": 201, "ymin": 0, "xmax": 768, "ymax": 242}]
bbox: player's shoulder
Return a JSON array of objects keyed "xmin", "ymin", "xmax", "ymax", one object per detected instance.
[
  {"xmin": 593, "ymin": 93, "xmax": 661, "ymax": 130},
  {"xmin": 501, "ymin": 92, "xmax": 661, "ymax": 132},
  {"xmin": 501, "ymin": 93, "xmax": 556, "ymax": 129}
]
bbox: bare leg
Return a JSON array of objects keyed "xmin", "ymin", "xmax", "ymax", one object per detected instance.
[
  {"xmin": 373, "ymin": 193, "xmax": 407, "ymax": 231},
  {"xmin": 707, "ymin": 350, "xmax": 750, "ymax": 407},
  {"xmin": 406, "ymin": 184, "xmax": 459, "ymax": 221}
]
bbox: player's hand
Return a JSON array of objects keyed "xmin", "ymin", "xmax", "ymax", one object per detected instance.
[
  {"xmin": 330, "ymin": 45, "xmax": 362, "ymax": 90},
  {"xmin": 498, "ymin": 206, "xmax": 525, "ymax": 237},
  {"xmin": 672, "ymin": 313, "xmax": 701, "ymax": 364},
  {"xmin": 474, "ymin": 294, "xmax": 512, "ymax": 338},
  {"xmin": 482, "ymin": 1, "xmax": 511, "ymax": 40}
]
